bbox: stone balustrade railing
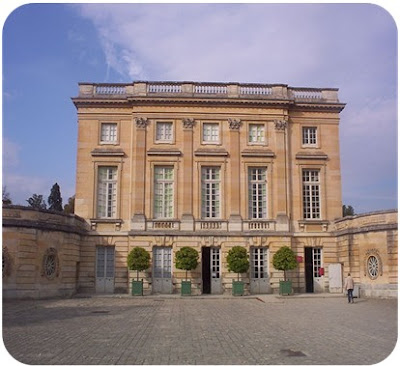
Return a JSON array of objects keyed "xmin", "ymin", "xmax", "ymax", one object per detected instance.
[{"xmin": 77, "ymin": 81, "xmax": 340, "ymax": 103}]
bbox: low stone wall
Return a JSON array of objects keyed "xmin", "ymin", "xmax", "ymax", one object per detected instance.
[
  {"xmin": 334, "ymin": 210, "xmax": 398, "ymax": 299},
  {"xmin": 2, "ymin": 206, "xmax": 88, "ymax": 299}
]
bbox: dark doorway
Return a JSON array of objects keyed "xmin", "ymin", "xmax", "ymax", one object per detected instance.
[
  {"xmin": 305, "ymin": 247, "xmax": 314, "ymax": 293},
  {"xmin": 202, "ymin": 247, "xmax": 211, "ymax": 294}
]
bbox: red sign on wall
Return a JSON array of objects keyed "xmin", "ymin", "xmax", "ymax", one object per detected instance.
[{"xmin": 296, "ymin": 256, "xmax": 303, "ymax": 263}]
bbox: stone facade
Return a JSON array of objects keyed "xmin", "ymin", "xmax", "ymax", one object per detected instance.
[{"xmin": 2, "ymin": 81, "xmax": 397, "ymax": 298}]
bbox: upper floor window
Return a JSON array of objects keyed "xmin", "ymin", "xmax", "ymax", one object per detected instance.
[
  {"xmin": 97, "ymin": 166, "xmax": 117, "ymax": 218},
  {"xmin": 202, "ymin": 123, "xmax": 220, "ymax": 143},
  {"xmin": 201, "ymin": 167, "xmax": 221, "ymax": 218},
  {"xmin": 154, "ymin": 166, "xmax": 174, "ymax": 219},
  {"xmin": 248, "ymin": 168, "xmax": 267, "ymax": 219},
  {"xmin": 302, "ymin": 127, "xmax": 317, "ymax": 146},
  {"xmin": 156, "ymin": 122, "xmax": 173, "ymax": 142},
  {"xmin": 249, "ymin": 124, "xmax": 265, "ymax": 144},
  {"xmin": 101, "ymin": 123, "xmax": 117, "ymax": 143},
  {"xmin": 302, "ymin": 169, "xmax": 320, "ymax": 219}
]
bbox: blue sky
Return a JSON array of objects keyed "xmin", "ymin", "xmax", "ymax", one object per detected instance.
[{"xmin": 2, "ymin": 2, "xmax": 398, "ymax": 214}]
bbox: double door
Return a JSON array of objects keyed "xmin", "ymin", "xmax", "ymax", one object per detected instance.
[
  {"xmin": 153, "ymin": 247, "xmax": 173, "ymax": 294},
  {"xmin": 305, "ymin": 247, "xmax": 324, "ymax": 293},
  {"xmin": 250, "ymin": 247, "xmax": 270, "ymax": 294},
  {"xmin": 96, "ymin": 246, "xmax": 115, "ymax": 293},
  {"xmin": 202, "ymin": 247, "xmax": 222, "ymax": 294}
]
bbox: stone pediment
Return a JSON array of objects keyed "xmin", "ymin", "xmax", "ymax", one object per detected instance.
[
  {"xmin": 147, "ymin": 148, "xmax": 182, "ymax": 156},
  {"xmin": 295, "ymin": 152, "xmax": 328, "ymax": 160},
  {"xmin": 91, "ymin": 148, "xmax": 125, "ymax": 157},
  {"xmin": 241, "ymin": 149, "xmax": 275, "ymax": 158}
]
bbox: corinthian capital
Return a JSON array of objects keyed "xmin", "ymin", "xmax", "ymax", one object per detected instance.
[
  {"xmin": 135, "ymin": 117, "xmax": 149, "ymax": 129},
  {"xmin": 182, "ymin": 118, "xmax": 196, "ymax": 129},
  {"xmin": 274, "ymin": 120, "xmax": 287, "ymax": 131},
  {"xmin": 228, "ymin": 118, "xmax": 242, "ymax": 130}
]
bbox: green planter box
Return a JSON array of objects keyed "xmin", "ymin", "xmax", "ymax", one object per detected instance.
[
  {"xmin": 232, "ymin": 280, "xmax": 245, "ymax": 296},
  {"xmin": 181, "ymin": 280, "xmax": 192, "ymax": 296},
  {"xmin": 132, "ymin": 280, "xmax": 143, "ymax": 296},
  {"xmin": 279, "ymin": 280, "xmax": 292, "ymax": 295}
]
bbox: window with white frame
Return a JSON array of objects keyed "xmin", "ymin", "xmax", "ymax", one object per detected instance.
[
  {"xmin": 100, "ymin": 123, "xmax": 117, "ymax": 143},
  {"xmin": 154, "ymin": 166, "xmax": 174, "ymax": 219},
  {"xmin": 202, "ymin": 123, "xmax": 220, "ymax": 143},
  {"xmin": 249, "ymin": 124, "xmax": 265, "ymax": 144},
  {"xmin": 302, "ymin": 169, "xmax": 321, "ymax": 219},
  {"xmin": 248, "ymin": 168, "xmax": 267, "ymax": 219},
  {"xmin": 156, "ymin": 122, "xmax": 173, "ymax": 142},
  {"xmin": 201, "ymin": 167, "xmax": 221, "ymax": 218},
  {"xmin": 97, "ymin": 167, "xmax": 117, "ymax": 218},
  {"xmin": 302, "ymin": 127, "xmax": 317, "ymax": 146},
  {"xmin": 251, "ymin": 247, "xmax": 268, "ymax": 279}
]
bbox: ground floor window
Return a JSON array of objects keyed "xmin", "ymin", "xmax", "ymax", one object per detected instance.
[{"xmin": 251, "ymin": 247, "xmax": 268, "ymax": 279}]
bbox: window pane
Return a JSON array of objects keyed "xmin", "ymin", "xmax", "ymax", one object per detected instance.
[
  {"xmin": 97, "ymin": 167, "xmax": 117, "ymax": 218},
  {"xmin": 101, "ymin": 123, "xmax": 117, "ymax": 142},
  {"xmin": 201, "ymin": 167, "xmax": 221, "ymax": 218}
]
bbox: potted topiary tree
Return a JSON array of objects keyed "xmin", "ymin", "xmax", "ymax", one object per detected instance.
[
  {"xmin": 272, "ymin": 246, "xmax": 298, "ymax": 295},
  {"xmin": 226, "ymin": 246, "xmax": 250, "ymax": 296},
  {"xmin": 175, "ymin": 246, "xmax": 199, "ymax": 296},
  {"xmin": 127, "ymin": 247, "xmax": 150, "ymax": 296}
]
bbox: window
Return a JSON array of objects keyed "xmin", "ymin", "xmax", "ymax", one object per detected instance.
[
  {"xmin": 367, "ymin": 255, "xmax": 379, "ymax": 279},
  {"xmin": 248, "ymin": 168, "xmax": 267, "ymax": 219},
  {"xmin": 154, "ymin": 166, "xmax": 174, "ymax": 218},
  {"xmin": 313, "ymin": 248, "xmax": 322, "ymax": 278},
  {"xmin": 251, "ymin": 247, "xmax": 268, "ymax": 279},
  {"xmin": 42, "ymin": 248, "xmax": 59, "ymax": 279},
  {"xmin": 101, "ymin": 123, "xmax": 117, "ymax": 143},
  {"xmin": 249, "ymin": 124, "xmax": 265, "ymax": 144},
  {"xmin": 203, "ymin": 123, "xmax": 220, "ymax": 143},
  {"xmin": 302, "ymin": 127, "xmax": 317, "ymax": 146},
  {"xmin": 156, "ymin": 122, "xmax": 173, "ymax": 142},
  {"xmin": 201, "ymin": 167, "xmax": 221, "ymax": 218},
  {"xmin": 302, "ymin": 170, "xmax": 321, "ymax": 219},
  {"xmin": 97, "ymin": 167, "xmax": 117, "ymax": 218}
]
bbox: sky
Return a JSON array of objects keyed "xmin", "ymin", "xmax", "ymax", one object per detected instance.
[{"xmin": 1, "ymin": 1, "xmax": 398, "ymax": 214}]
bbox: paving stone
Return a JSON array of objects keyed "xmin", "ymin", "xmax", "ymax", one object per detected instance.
[{"xmin": 2, "ymin": 296, "xmax": 397, "ymax": 365}]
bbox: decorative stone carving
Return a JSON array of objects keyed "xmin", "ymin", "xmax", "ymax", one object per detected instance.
[
  {"xmin": 182, "ymin": 118, "xmax": 196, "ymax": 129},
  {"xmin": 364, "ymin": 249, "xmax": 383, "ymax": 279},
  {"xmin": 228, "ymin": 118, "xmax": 242, "ymax": 130},
  {"xmin": 42, "ymin": 248, "xmax": 60, "ymax": 279},
  {"xmin": 135, "ymin": 117, "xmax": 149, "ymax": 129},
  {"xmin": 274, "ymin": 120, "xmax": 287, "ymax": 131}
]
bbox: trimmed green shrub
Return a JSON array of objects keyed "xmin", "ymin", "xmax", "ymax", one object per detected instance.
[
  {"xmin": 272, "ymin": 246, "xmax": 298, "ymax": 281},
  {"xmin": 175, "ymin": 246, "xmax": 199, "ymax": 280},
  {"xmin": 226, "ymin": 246, "xmax": 250, "ymax": 280},
  {"xmin": 127, "ymin": 247, "xmax": 150, "ymax": 281}
]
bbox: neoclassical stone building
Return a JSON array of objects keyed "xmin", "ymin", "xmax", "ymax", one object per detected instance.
[
  {"xmin": 2, "ymin": 81, "xmax": 397, "ymax": 298},
  {"xmin": 72, "ymin": 80, "xmax": 346, "ymax": 295}
]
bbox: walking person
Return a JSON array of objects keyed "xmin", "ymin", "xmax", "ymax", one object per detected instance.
[{"xmin": 344, "ymin": 273, "xmax": 354, "ymax": 303}]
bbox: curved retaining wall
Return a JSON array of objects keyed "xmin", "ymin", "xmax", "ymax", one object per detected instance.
[{"xmin": 2, "ymin": 206, "xmax": 88, "ymax": 299}]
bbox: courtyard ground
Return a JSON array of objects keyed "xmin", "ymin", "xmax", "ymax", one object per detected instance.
[{"xmin": 2, "ymin": 294, "xmax": 398, "ymax": 365}]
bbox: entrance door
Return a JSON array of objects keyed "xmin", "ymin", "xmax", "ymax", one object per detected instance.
[
  {"xmin": 153, "ymin": 247, "xmax": 172, "ymax": 294},
  {"xmin": 250, "ymin": 247, "xmax": 270, "ymax": 294},
  {"xmin": 96, "ymin": 246, "xmax": 115, "ymax": 293},
  {"xmin": 305, "ymin": 247, "xmax": 323, "ymax": 293},
  {"xmin": 202, "ymin": 247, "xmax": 222, "ymax": 294}
]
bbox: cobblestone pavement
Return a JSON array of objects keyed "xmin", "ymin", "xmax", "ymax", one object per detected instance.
[{"xmin": 2, "ymin": 295, "xmax": 398, "ymax": 365}]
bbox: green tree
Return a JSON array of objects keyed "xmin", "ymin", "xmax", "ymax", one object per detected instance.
[
  {"xmin": 272, "ymin": 246, "xmax": 298, "ymax": 281},
  {"xmin": 127, "ymin": 247, "xmax": 151, "ymax": 281},
  {"xmin": 63, "ymin": 195, "xmax": 75, "ymax": 214},
  {"xmin": 175, "ymin": 246, "xmax": 199, "ymax": 280},
  {"xmin": 342, "ymin": 205, "xmax": 355, "ymax": 217},
  {"xmin": 26, "ymin": 194, "xmax": 47, "ymax": 209},
  {"xmin": 48, "ymin": 183, "xmax": 63, "ymax": 211},
  {"xmin": 226, "ymin": 246, "xmax": 250, "ymax": 280},
  {"xmin": 2, "ymin": 186, "xmax": 12, "ymax": 205}
]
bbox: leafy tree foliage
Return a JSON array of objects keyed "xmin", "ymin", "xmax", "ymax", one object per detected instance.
[
  {"xmin": 48, "ymin": 183, "xmax": 63, "ymax": 211},
  {"xmin": 2, "ymin": 186, "xmax": 12, "ymax": 205},
  {"xmin": 175, "ymin": 246, "xmax": 199, "ymax": 280},
  {"xmin": 272, "ymin": 246, "xmax": 298, "ymax": 281},
  {"xmin": 342, "ymin": 205, "xmax": 355, "ymax": 217},
  {"xmin": 127, "ymin": 247, "xmax": 151, "ymax": 281},
  {"xmin": 26, "ymin": 194, "xmax": 47, "ymax": 210},
  {"xmin": 226, "ymin": 246, "xmax": 250, "ymax": 280},
  {"xmin": 63, "ymin": 195, "xmax": 75, "ymax": 214}
]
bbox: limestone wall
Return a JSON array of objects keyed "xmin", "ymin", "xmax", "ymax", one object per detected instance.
[
  {"xmin": 2, "ymin": 206, "xmax": 88, "ymax": 299},
  {"xmin": 334, "ymin": 210, "xmax": 398, "ymax": 298}
]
